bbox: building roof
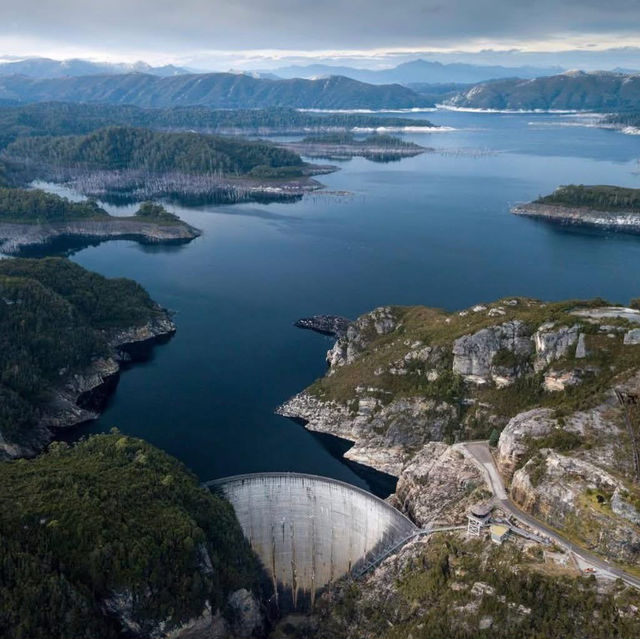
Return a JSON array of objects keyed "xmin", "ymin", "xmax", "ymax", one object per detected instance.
[{"xmin": 490, "ymin": 524, "xmax": 509, "ymax": 537}]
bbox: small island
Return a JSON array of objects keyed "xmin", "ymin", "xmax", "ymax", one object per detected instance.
[
  {"xmin": 282, "ymin": 132, "xmax": 428, "ymax": 162},
  {"xmin": 0, "ymin": 188, "xmax": 200, "ymax": 254},
  {"xmin": 511, "ymin": 184, "xmax": 640, "ymax": 234}
]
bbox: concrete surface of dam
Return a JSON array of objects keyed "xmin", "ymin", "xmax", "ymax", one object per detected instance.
[{"xmin": 207, "ymin": 472, "xmax": 418, "ymax": 609}]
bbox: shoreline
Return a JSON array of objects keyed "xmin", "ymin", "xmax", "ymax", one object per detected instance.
[
  {"xmin": 0, "ymin": 218, "xmax": 201, "ymax": 255},
  {"xmin": 511, "ymin": 202, "xmax": 640, "ymax": 234},
  {"xmin": 0, "ymin": 312, "xmax": 177, "ymax": 460}
]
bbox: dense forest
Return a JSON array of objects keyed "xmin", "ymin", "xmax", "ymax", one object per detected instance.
[
  {"xmin": 0, "ymin": 187, "xmax": 110, "ymax": 222},
  {"xmin": 301, "ymin": 132, "xmax": 422, "ymax": 148},
  {"xmin": 0, "ymin": 102, "xmax": 435, "ymax": 149},
  {"xmin": 536, "ymin": 184, "xmax": 640, "ymax": 212},
  {"xmin": 0, "ymin": 187, "xmax": 184, "ymax": 226},
  {"xmin": 4, "ymin": 126, "xmax": 305, "ymax": 177},
  {"xmin": 0, "ymin": 432, "xmax": 260, "ymax": 639},
  {"xmin": 0, "ymin": 258, "xmax": 166, "ymax": 444}
]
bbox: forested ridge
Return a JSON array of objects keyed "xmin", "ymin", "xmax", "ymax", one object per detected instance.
[
  {"xmin": 0, "ymin": 102, "xmax": 435, "ymax": 149},
  {"xmin": 0, "ymin": 432, "xmax": 260, "ymax": 639},
  {"xmin": 0, "ymin": 258, "xmax": 166, "ymax": 443},
  {"xmin": 536, "ymin": 184, "xmax": 640, "ymax": 212},
  {"xmin": 4, "ymin": 126, "xmax": 305, "ymax": 177}
]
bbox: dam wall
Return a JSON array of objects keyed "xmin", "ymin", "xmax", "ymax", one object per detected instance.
[{"xmin": 208, "ymin": 473, "xmax": 418, "ymax": 610}]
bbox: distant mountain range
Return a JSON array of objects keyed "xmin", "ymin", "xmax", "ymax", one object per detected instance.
[
  {"xmin": 0, "ymin": 57, "xmax": 188, "ymax": 78},
  {"xmin": 267, "ymin": 59, "xmax": 564, "ymax": 85},
  {"xmin": 444, "ymin": 71, "xmax": 640, "ymax": 111},
  {"xmin": 0, "ymin": 72, "xmax": 431, "ymax": 109}
]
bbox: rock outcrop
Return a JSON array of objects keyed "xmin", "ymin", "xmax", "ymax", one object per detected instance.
[{"xmin": 294, "ymin": 315, "xmax": 352, "ymax": 338}]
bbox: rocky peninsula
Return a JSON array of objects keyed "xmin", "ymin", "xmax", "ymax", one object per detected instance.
[
  {"xmin": 511, "ymin": 202, "xmax": 640, "ymax": 233},
  {"xmin": 0, "ymin": 217, "xmax": 200, "ymax": 255},
  {"xmin": 512, "ymin": 184, "xmax": 640, "ymax": 234},
  {"xmin": 0, "ymin": 189, "xmax": 200, "ymax": 255},
  {"xmin": 278, "ymin": 298, "xmax": 640, "ymax": 566}
]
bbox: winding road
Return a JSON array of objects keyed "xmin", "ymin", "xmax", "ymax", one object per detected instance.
[{"xmin": 458, "ymin": 441, "xmax": 640, "ymax": 590}]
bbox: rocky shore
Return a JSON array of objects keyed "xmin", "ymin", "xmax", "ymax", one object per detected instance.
[
  {"xmin": 0, "ymin": 310, "xmax": 176, "ymax": 459},
  {"xmin": 294, "ymin": 315, "xmax": 352, "ymax": 338},
  {"xmin": 0, "ymin": 218, "xmax": 201, "ymax": 255},
  {"xmin": 511, "ymin": 202, "xmax": 640, "ymax": 234},
  {"xmin": 281, "ymin": 141, "xmax": 427, "ymax": 162}
]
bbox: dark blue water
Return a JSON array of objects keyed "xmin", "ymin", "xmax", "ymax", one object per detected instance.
[{"xmin": 64, "ymin": 111, "xmax": 640, "ymax": 494}]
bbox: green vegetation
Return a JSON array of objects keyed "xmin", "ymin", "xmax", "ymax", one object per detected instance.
[
  {"xmin": 301, "ymin": 132, "xmax": 420, "ymax": 148},
  {"xmin": 0, "ymin": 102, "xmax": 434, "ymax": 149},
  {"xmin": 0, "ymin": 187, "xmax": 109, "ymax": 223},
  {"xmin": 313, "ymin": 536, "xmax": 640, "ymax": 639},
  {"xmin": 0, "ymin": 258, "xmax": 166, "ymax": 443},
  {"xmin": 133, "ymin": 201, "xmax": 180, "ymax": 224},
  {"xmin": 0, "ymin": 432, "xmax": 259, "ymax": 639},
  {"xmin": 4, "ymin": 126, "xmax": 305, "ymax": 177},
  {"xmin": 536, "ymin": 184, "xmax": 640, "ymax": 212}
]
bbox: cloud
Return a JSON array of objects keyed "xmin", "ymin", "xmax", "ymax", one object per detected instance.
[{"xmin": 0, "ymin": 0, "xmax": 639, "ymax": 68}]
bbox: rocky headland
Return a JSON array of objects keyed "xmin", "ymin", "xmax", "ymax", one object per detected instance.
[
  {"xmin": 278, "ymin": 298, "xmax": 640, "ymax": 565},
  {"xmin": 294, "ymin": 315, "xmax": 352, "ymax": 338}
]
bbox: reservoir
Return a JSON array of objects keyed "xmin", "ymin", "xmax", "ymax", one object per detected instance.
[{"xmin": 59, "ymin": 110, "xmax": 640, "ymax": 495}]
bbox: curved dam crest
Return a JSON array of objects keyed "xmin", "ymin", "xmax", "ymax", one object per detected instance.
[{"xmin": 207, "ymin": 472, "xmax": 418, "ymax": 609}]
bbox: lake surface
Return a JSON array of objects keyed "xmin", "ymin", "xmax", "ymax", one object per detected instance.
[{"xmin": 58, "ymin": 110, "xmax": 640, "ymax": 495}]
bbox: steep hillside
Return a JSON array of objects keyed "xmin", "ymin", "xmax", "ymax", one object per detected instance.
[
  {"xmin": 279, "ymin": 297, "xmax": 640, "ymax": 569},
  {"xmin": 0, "ymin": 433, "xmax": 261, "ymax": 639},
  {"xmin": 445, "ymin": 71, "xmax": 640, "ymax": 111},
  {"xmin": 0, "ymin": 258, "xmax": 176, "ymax": 458},
  {"xmin": 0, "ymin": 72, "xmax": 432, "ymax": 109}
]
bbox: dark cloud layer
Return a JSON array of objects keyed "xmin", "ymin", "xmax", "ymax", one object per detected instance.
[{"xmin": 2, "ymin": 0, "xmax": 640, "ymax": 54}]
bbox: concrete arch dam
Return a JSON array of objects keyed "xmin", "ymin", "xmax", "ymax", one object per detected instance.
[{"xmin": 208, "ymin": 473, "xmax": 418, "ymax": 610}]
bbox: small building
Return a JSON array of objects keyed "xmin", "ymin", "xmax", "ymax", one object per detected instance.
[
  {"xmin": 467, "ymin": 502, "xmax": 493, "ymax": 537},
  {"xmin": 490, "ymin": 524, "xmax": 509, "ymax": 545}
]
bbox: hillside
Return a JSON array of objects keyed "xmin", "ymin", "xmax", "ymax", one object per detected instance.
[
  {"xmin": 279, "ymin": 297, "xmax": 640, "ymax": 572},
  {"xmin": 0, "ymin": 258, "xmax": 176, "ymax": 458},
  {"xmin": 0, "ymin": 72, "xmax": 432, "ymax": 109},
  {"xmin": 444, "ymin": 71, "xmax": 640, "ymax": 111},
  {"xmin": 0, "ymin": 432, "xmax": 261, "ymax": 639},
  {"xmin": 2, "ymin": 126, "xmax": 325, "ymax": 203},
  {"xmin": 4, "ymin": 126, "xmax": 304, "ymax": 176}
]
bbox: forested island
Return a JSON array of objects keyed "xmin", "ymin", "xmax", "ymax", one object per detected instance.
[
  {"xmin": 0, "ymin": 102, "xmax": 437, "ymax": 148},
  {"xmin": 0, "ymin": 188, "xmax": 200, "ymax": 254},
  {"xmin": 283, "ymin": 132, "xmax": 428, "ymax": 162},
  {"xmin": 511, "ymin": 185, "xmax": 640, "ymax": 233},
  {"xmin": 0, "ymin": 257, "xmax": 179, "ymax": 458},
  {"xmin": 2, "ymin": 126, "xmax": 330, "ymax": 203}
]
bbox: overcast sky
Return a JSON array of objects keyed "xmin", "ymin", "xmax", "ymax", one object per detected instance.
[{"xmin": 1, "ymin": 0, "xmax": 640, "ymax": 70}]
